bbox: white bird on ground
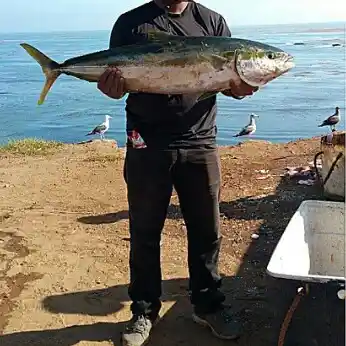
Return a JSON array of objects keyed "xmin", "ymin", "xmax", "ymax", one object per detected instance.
[
  {"xmin": 86, "ymin": 114, "xmax": 112, "ymax": 140},
  {"xmin": 233, "ymin": 113, "xmax": 259, "ymax": 137},
  {"xmin": 318, "ymin": 106, "xmax": 340, "ymax": 131}
]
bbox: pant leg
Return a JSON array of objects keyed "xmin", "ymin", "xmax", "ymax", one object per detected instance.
[
  {"xmin": 172, "ymin": 147, "xmax": 225, "ymax": 313},
  {"xmin": 124, "ymin": 147, "xmax": 175, "ymax": 319}
]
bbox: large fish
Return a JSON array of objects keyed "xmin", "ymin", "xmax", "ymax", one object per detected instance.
[{"xmin": 20, "ymin": 31, "xmax": 295, "ymax": 105}]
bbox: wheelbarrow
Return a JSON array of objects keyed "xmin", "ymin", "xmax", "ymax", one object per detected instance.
[{"xmin": 266, "ymin": 199, "xmax": 345, "ymax": 346}]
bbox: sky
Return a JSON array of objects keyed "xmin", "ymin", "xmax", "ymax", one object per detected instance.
[{"xmin": 1, "ymin": 0, "xmax": 345, "ymax": 33}]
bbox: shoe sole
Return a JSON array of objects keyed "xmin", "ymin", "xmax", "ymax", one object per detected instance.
[
  {"xmin": 121, "ymin": 317, "xmax": 160, "ymax": 346},
  {"xmin": 192, "ymin": 313, "xmax": 240, "ymax": 340},
  {"xmin": 122, "ymin": 338, "xmax": 150, "ymax": 346}
]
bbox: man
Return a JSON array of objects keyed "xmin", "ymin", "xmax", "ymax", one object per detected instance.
[{"xmin": 98, "ymin": 1, "xmax": 257, "ymax": 345}]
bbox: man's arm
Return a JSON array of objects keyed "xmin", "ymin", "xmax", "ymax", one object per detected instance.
[
  {"xmin": 97, "ymin": 15, "xmax": 130, "ymax": 99},
  {"xmin": 109, "ymin": 14, "xmax": 129, "ymax": 49},
  {"xmin": 215, "ymin": 15, "xmax": 232, "ymax": 37}
]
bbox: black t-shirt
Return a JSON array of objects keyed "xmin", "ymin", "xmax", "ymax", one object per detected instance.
[{"xmin": 109, "ymin": 1, "xmax": 231, "ymax": 149}]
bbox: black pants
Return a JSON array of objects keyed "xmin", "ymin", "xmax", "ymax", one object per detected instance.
[{"xmin": 124, "ymin": 146, "xmax": 225, "ymax": 320}]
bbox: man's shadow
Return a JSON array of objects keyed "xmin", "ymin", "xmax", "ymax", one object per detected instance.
[
  {"xmin": 0, "ymin": 322, "xmax": 125, "ymax": 346},
  {"xmin": 1, "ymin": 177, "xmax": 344, "ymax": 346},
  {"xmin": 77, "ymin": 204, "xmax": 182, "ymax": 224}
]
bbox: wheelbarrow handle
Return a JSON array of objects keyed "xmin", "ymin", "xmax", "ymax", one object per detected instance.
[{"xmin": 313, "ymin": 151, "xmax": 344, "ymax": 187}]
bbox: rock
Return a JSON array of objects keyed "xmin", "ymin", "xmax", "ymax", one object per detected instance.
[
  {"xmin": 256, "ymin": 175, "xmax": 271, "ymax": 180},
  {"xmin": 298, "ymin": 179, "xmax": 315, "ymax": 186},
  {"xmin": 0, "ymin": 212, "xmax": 11, "ymax": 222},
  {"xmin": 255, "ymin": 169, "xmax": 269, "ymax": 174},
  {"xmin": 76, "ymin": 139, "xmax": 118, "ymax": 148}
]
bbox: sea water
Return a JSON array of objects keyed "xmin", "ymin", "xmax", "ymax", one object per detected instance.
[{"xmin": 0, "ymin": 21, "xmax": 345, "ymax": 146}]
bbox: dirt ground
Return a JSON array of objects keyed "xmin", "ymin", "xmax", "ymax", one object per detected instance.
[{"xmin": 0, "ymin": 137, "xmax": 344, "ymax": 346}]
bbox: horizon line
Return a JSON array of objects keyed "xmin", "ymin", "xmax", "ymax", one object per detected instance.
[{"xmin": 0, "ymin": 20, "xmax": 345, "ymax": 35}]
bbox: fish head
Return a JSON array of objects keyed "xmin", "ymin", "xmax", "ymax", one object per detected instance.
[{"xmin": 235, "ymin": 43, "xmax": 295, "ymax": 87}]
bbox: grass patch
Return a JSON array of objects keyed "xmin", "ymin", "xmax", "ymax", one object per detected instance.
[{"xmin": 0, "ymin": 138, "xmax": 63, "ymax": 156}]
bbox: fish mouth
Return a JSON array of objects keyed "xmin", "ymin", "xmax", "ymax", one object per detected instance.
[{"xmin": 284, "ymin": 55, "xmax": 295, "ymax": 69}]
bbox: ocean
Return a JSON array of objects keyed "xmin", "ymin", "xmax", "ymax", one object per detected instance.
[{"xmin": 0, "ymin": 21, "xmax": 345, "ymax": 147}]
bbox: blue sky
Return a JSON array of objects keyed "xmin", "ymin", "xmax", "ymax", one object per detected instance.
[{"xmin": 1, "ymin": 0, "xmax": 345, "ymax": 33}]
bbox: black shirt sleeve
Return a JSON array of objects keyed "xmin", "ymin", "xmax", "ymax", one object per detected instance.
[
  {"xmin": 109, "ymin": 14, "xmax": 134, "ymax": 48},
  {"xmin": 216, "ymin": 15, "xmax": 232, "ymax": 37}
]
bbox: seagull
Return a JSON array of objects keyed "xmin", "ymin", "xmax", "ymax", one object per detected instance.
[
  {"xmin": 318, "ymin": 106, "xmax": 340, "ymax": 131},
  {"xmin": 86, "ymin": 114, "xmax": 112, "ymax": 140},
  {"xmin": 233, "ymin": 113, "xmax": 259, "ymax": 137}
]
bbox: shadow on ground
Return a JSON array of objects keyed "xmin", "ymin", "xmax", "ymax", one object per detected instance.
[
  {"xmin": 0, "ymin": 322, "xmax": 126, "ymax": 346},
  {"xmin": 77, "ymin": 204, "xmax": 182, "ymax": 224},
  {"xmin": 1, "ymin": 177, "xmax": 344, "ymax": 346}
]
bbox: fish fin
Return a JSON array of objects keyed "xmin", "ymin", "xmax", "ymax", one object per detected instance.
[
  {"xmin": 221, "ymin": 51, "xmax": 236, "ymax": 60},
  {"xmin": 20, "ymin": 43, "xmax": 61, "ymax": 105},
  {"xmin": 202, "ymin": 54, "xmax": 228, "ymax": 71},
  {"xmin": 197, "ymin": 91, "xmax": 219, "ymax": 102},
  {"xmin": 146, "ymin": 30, "xmax": 183, "ymax": 43},
  {"xmin": 211, "ymin": 54, "xmax": 228, "ymax": 70}
]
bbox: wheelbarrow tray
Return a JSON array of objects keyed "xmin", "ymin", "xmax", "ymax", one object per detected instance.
[{"xmin": 267, "ymin": 200, "xmax": 345, "ymax": 284}]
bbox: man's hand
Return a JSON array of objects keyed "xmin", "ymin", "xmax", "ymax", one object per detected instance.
[
  {"xmin": 222, "ymin": 79, "xmax": 259, "ymax": 99},
  {"xmin": 97, "ymin": 67, "xmax": 126, "ymax": 99}
]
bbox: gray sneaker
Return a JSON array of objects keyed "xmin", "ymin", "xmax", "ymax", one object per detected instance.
[
  {"xmin": 192, "ymin": 305, "xmax": 241, "ymax": 340},
  {"xmin": 122, "ymin": 315, "xmax": 156, "ymax": 346}
]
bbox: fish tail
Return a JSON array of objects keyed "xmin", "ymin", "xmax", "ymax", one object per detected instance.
[{"xmin": 20, "ymin": 43, "xmax": 61, "ymax": 105}]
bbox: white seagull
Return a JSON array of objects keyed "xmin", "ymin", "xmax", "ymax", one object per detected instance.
[
  {"xmin": 234, "ymin": 113, "xmax": 259, "ymax": 137},
  {"xmin": 318, "ymin": 106, "xmax": 340, "ymax": 131},
  {"xmin": 86, "ymin": 114, "xmax": 112, "ymax": 140}
]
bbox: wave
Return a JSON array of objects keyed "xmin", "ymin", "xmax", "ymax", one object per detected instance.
[
  {"xmin": 0, "ymin": 39, "xmax": 23, "ymax": 43},
  {"xmin": 300, "ymin": 28, "xmax": 346, "ymax": 34},
  {"xmin": 285, "ymin": 38, "xmax": 345, "ymax": 46}
]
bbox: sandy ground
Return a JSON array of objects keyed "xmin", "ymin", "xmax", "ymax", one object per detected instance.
[{"xmin": 0, "ymin": 138, "xmax": 344, "ymax": 346}]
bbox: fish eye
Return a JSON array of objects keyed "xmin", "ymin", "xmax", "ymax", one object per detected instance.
[{"xmin": 267, "ymin": 52, "xmax": 275, "ymax": 59}]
